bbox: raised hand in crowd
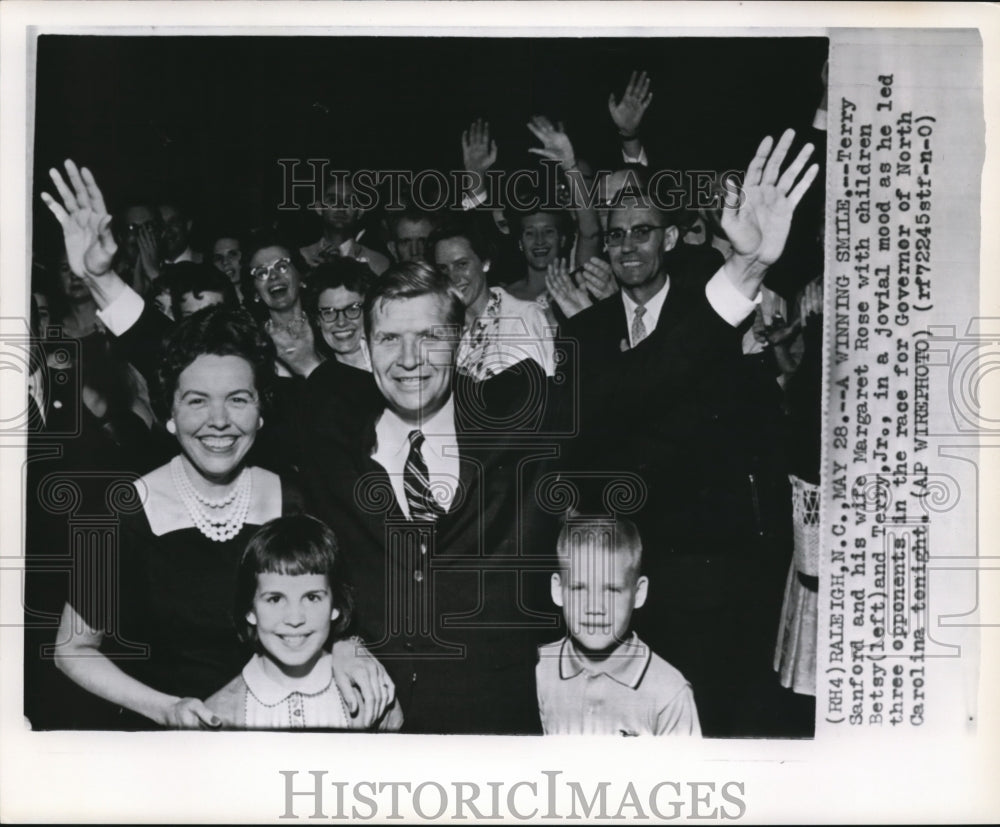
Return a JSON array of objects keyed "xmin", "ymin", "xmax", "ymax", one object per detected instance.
[
  {"xmin": 462, "ymin": 118, "xmax": 497, "ymax": 175},
  {"xmin": 578, "ymin": 256, "xmax": 616, "ymax": 301},
  {"xmin": 609, "ymin": 70, "xmax": 652, "ymax": 162},
  {"xmin": 526, "ymin": 116, "xmax": 603, "ymax": 264},
  {"xmin": 526, "ymin": 115, "xmax": 577, "ymax": 170},
  {"xmin": 546, "ymin": 258, "xmax": 592, "ymax": 319},
  {"xmin": 608, "ymin": 69, "xmax": 653, "ymax": 139},
  {"xmin": 462, "ymin": 118, "xmax": 498, "ymax": 199},
  {"xmin": 720, "ymin": 129, "xmax": 819, "ymax": 297},
  {"xmin": 40, "ymin": 159, "xmax": 127, "ymax": 308}
]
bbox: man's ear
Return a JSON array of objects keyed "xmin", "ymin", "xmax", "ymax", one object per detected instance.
[
  {"xmin": 245, "ymin": 611, "xmax": 258, "ymax": 626},
  {"xmin": 662, "ymin": 226, "xmax": 680, "ymax": 253},
  {"xmin": 633, "ymin": 576, "xmax": 649, "ymax": 610},
  {"xmin": 550, "ymin": 573, "xmax": 565, "ymax": 607},
  {"xmin": 387, "ymin": 240, "xmax": 398, "ymax": 260}
]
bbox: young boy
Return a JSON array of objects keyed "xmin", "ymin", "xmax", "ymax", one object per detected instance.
[{"xmin": 536, "ymin": 515, "xmax": 701, "ymax": 736}]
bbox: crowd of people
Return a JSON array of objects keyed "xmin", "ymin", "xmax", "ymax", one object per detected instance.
[{"xmin": 24, "ymin": 67, "xmax": 827, "ymax": 737}]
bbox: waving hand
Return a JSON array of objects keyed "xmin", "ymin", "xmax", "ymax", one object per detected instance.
[
  {"xmin": 41, "ymin": 160, "xmax": 117, "ymax": 280},
  {"xmin": 721, "ymin": 129, "xmax": 818, "ymax": 269},
  {"xmin": 608, "ymin": 70, "xmax": 653, "ymax": 138}
]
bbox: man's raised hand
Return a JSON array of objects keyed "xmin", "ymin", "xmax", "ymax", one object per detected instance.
[
  {"xmin": 608, "ymin": 70, "xmax": 653, "ymax": 138},
  {"xmin": 462, "ymin": 118, "xmax": 498, "ymax": 176},
  {"xmin": 40, "ymin": 160, "xmax": 117, "ymax": 281},
  {"xmin": 526, "ymin": 116, "xmax": 576, "ymax": 170},
  {"xmin": 721, "ymin": 129, "xmax": 818, "ymax": 271}
]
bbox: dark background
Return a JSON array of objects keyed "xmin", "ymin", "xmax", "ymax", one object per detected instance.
[{"xmin": 32, "ymin": 35, "xmax": 827, "ymax": 252}]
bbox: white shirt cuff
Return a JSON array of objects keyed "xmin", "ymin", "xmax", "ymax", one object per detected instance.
[
  {"xmin": 461, "ymin": 189, "xmax": 488, "ymax": 211},
  {"xmin": 96, "ymin": 285, "xmax": 145, "ymax": 337},
  {"xmin": 705, "ymin": 270, "xmax": 759, "ymax": 327},
  {"xmin": 621, "ymin": 145, "xmax": 649, "ymax": 167},
  {"xmin": 812, "ymin": 108, "xmax": 828, "ymax": 131}
]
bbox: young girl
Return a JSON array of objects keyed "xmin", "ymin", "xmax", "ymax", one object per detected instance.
[{"xmin": 206, "ymin": 515, "xmax": 403, "ymax": 730}]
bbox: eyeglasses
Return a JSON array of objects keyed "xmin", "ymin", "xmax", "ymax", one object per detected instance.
[
  {"xmin": 317, "ymin": 302, "xmax": 363, "ymax": 324},
  {"xmin": 603, "ymin": 225, "xmax": 666, "ymax": 247},
  {"xmin": 251, "ymin": 257, "xmax": 293, "ymax": 282}
]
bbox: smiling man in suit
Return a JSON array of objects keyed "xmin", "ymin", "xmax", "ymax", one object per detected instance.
[
  {"xmin": 560, "ymin": 129, "xmax": 819, "ymax": 736},
  {"xmin": 300, "ymin": 260, "xmax": 558, "ymax": 734}
]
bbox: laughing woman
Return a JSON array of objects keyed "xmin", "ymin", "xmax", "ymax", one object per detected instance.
[
  {"xmin": 42, "ymin": 160, "xmax": 395, "ymax": 728},
  {"xmin": 242, "ymin": 232, "xmax": 324, "ymax": 379}
]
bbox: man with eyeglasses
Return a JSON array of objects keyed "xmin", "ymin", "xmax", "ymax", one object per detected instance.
[{"xmin": 559, "ymin": 129, "xmax": 818, "ymax": 737}]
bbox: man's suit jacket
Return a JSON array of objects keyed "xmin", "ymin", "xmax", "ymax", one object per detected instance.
[
  {"xmin": 298, "ymin": 359, "xmax": 560, "ymax": 733},
  {"xmin": 561, "ymin": 266, "xmax": 788, "ymax": 560}
]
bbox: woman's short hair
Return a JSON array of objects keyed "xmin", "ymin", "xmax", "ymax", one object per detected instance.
[
  {"xmin": 162, "ymin": 261, "xmax": 239, "ymax": 319},
  {"xmin": 234, "ymin": 515, "xmax": 354, "ymax": 650},
  {"xmin": 508, "ymin": 207, "xmax": 574, "ymax": 240},
  {"xmin": 363, "ymin": 260, "xmax": 465, "ymax": 338},
  {"xmin": 206, "ymin": 226, "xmax": 244, "ymax": 249},
  {"xmin": 156, "ymin": 305, "xmax": 275, "ymax": 420},
  {"xmin": 302, "ymin": 258, "xmax": 376, "ymax": 320},
  {"xmin": 427, "ymin": 213, "xmax": 495, "ymax": 266}
]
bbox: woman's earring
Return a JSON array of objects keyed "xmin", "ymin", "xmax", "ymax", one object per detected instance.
[
  {"xmin": 166, "ymin": 419, "xmax": 177, "ymax": 435},
  {"xmin": 258, "ymin": 416, "xmax": 264, "ymax": 429}
]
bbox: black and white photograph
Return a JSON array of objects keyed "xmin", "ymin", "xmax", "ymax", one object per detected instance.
[{"xmin": 1, "ymin": 2, "xmax": 997, "ymax": 823}]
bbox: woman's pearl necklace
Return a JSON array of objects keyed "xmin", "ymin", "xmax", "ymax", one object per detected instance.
[{"xmin": 170, "ymin": 455, "xmax": 252, "ymax": 543}]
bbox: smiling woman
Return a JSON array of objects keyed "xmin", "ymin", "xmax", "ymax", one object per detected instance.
[
  {"xmin": 302, "ymin": 258, "xmax": 376, "ymax": 372},
  {"xmin": 40, "ymin": 159, "xmax": 399, "ymax": 731},
  {"xmin": 241, "ymin": 233, "xmax": 326, "ymax": 380},
  {"xmin": 51, "ymin": 307, "xmax": 310, "ymax": 727}
]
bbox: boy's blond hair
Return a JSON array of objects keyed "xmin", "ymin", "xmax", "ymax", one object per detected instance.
[{"xmin": 555, "ymin": 511, "xmax": 643, "ymax": 582}]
